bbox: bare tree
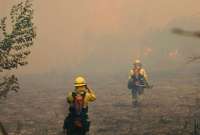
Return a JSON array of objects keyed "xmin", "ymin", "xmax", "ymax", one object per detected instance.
[
  {"xmin": 172, "ymin": 28, "xmax": 200, "ymax": 63},
  {"xmin": 172, "ymin": 28, "xmax": 200, "ymax": 135},
  {"xmin": 172, "ymin": 28, "xmax": 200, "ymax": 38}
]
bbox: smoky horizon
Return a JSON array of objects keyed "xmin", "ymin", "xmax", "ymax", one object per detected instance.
[{"xmin": 1, "ymin": 0, "xmax": 200, "ymax": 76}]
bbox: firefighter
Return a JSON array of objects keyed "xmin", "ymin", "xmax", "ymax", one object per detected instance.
[
  {"xmin": 63, "ymin": 76, "xmax": 96, "ymax": 135},
  {"xmin": 128, "ymin": 60, "xmax": 149, "ymax": 106}
]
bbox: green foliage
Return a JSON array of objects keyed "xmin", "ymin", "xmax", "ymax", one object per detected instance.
[
  {"xmin": 0, "ymin": 0, "xmax": 36, "ymax": 98},
  {"xmin": 0, "ymin": 75, "xmax": 19, "ymax": 99}
]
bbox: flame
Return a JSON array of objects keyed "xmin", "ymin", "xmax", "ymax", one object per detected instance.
[
  {"xmin": 144, "ymin": 47, "xmax": 153, "ymax": 56},
  {"xmin": 169, "ymin": 49, "xmax": 178, "ymax": 58}
]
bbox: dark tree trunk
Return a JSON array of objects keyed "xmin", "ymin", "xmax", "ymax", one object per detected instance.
[{"xmin": 0, "ymin": 121, "xmax": 8, "ymax": 135}]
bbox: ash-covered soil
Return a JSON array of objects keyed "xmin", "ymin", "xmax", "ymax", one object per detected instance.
[{"xmin": 0, "ymin": 73, "xmax": 200, "ymax": 135}]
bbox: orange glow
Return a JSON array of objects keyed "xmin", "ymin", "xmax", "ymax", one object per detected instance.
[
  {"xmin": 169, "ymin": 50, "xmax": 178, "ymax": 59},
  {"xmin": 144, "ymin": 47, "xmax": 153, "ymax": 56}
]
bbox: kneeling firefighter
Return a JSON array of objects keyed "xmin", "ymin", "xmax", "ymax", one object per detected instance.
[
  {"xmin": 128, "ymin": 60, "xmax": 150, "ymax": 106},
  {"xmin": 63, "ymin": 76, "xmax": 96, "ymax": 135}
]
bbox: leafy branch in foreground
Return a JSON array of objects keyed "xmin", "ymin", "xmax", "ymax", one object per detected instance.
[
  {"xmin": 0, "ymin": 0, "xmax": 36, "ymax": 98},
  {"xmin": 0, "ymin": 75, "xmax": 19, "ymax": 99}
]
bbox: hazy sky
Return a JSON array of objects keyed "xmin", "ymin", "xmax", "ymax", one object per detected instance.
[{"xmin": 1, "ymin": 0, "xmax": 200, "ymax": 75}]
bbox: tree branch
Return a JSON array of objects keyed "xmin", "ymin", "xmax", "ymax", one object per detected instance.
[{"xmin": 0, "ymin": 121, "xmax": 8, "ymax": 135}]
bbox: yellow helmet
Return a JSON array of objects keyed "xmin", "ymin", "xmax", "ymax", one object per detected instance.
[
  {"xmin": 74, "ymin": 76, "xmax": 87, "ymax": 87},
  {"xmin": 134, "ymin": 59, "xmax": 141, "ymax": 65}
]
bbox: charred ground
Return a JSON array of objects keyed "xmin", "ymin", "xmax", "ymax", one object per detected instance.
[{"xmin": 0, "ymin": 72, "xmax": 200, "ymax": 135}]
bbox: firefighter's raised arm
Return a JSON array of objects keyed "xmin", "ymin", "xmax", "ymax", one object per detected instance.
[{"xmin": 86, "ymin": 86, "xmax": 96, "ymax": 102}]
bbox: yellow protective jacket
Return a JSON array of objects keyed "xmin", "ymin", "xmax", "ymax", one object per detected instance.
[
  {"xmin": 129, "ymin": 68, "xmax": 148, "ymax": 81},
  {"xmin": 67, "ymin": 89, "xmax": 96, "ymax": 108}
]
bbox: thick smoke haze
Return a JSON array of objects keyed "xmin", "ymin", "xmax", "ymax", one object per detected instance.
[{"xmin": 1, "ymin": 0, "xmax": 200, "ymax": 76}]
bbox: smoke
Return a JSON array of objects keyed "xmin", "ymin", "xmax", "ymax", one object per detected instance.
[{"xmin": 1, "ymin": 0, "xmax": 200, "ymax": 76}]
